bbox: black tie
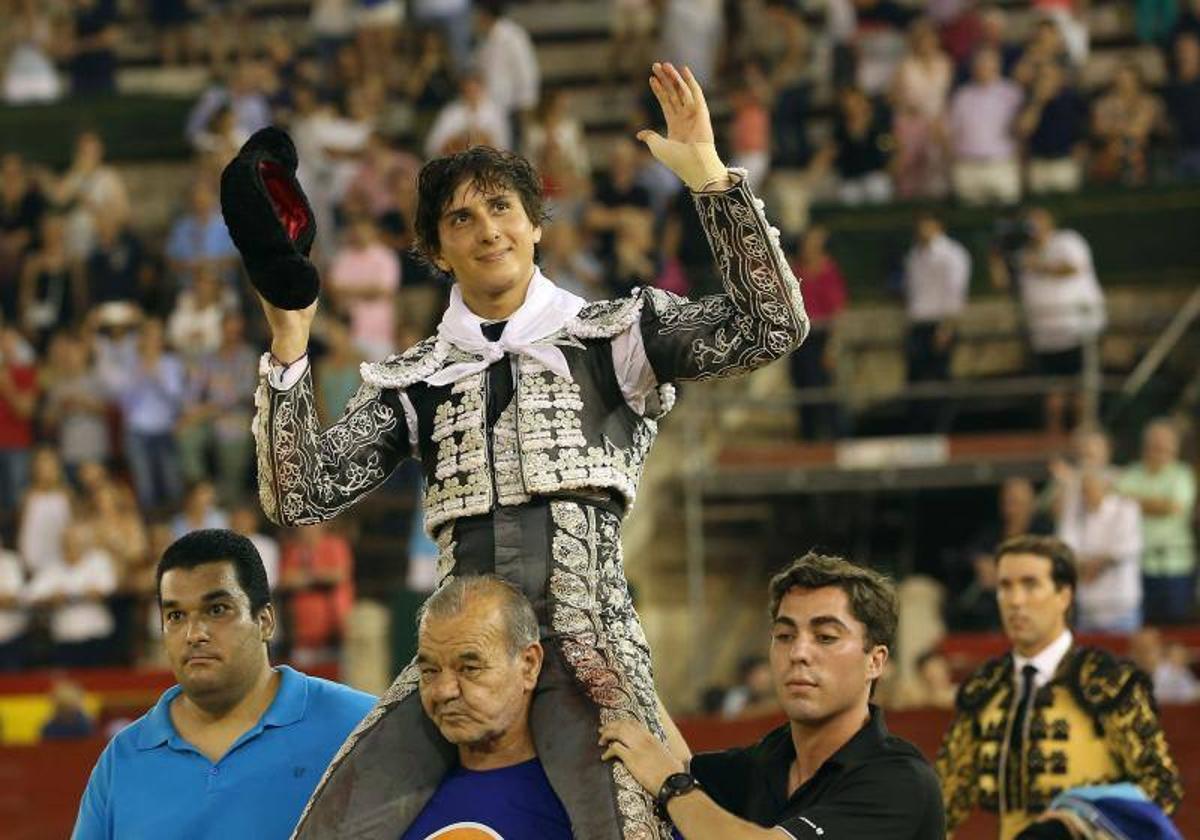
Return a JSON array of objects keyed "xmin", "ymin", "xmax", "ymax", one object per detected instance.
[
  {"xmin": 481, "ymin": 321, "xmax": 513, "ymax": 427},
  {"xmin": 1010, "ymin": 664, "xmax": 1039, "ymax": 751},
  {"xmin": 1004, "ymin": 663, "xmax": 1039, "ymax": 807}
]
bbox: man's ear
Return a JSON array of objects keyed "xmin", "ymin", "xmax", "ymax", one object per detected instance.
[
  {"xmin": 867, "ymin": 645, "xmax": 888, "ymax": 683},
  {"xmin": 532, "ymin": 225, "xmax": 542, "ymax": 245},
  {"xmin": 522, "ymin": 641, "xmax": 544, "ymax": 690},
  {"xmin": 258, "ymin": 603, "xmax": 277, "ymax": 642}
]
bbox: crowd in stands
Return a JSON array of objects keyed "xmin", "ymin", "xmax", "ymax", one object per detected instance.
[{"xmin": 0, "ymin": 1, "xmax": 1199, "ymax": 704}]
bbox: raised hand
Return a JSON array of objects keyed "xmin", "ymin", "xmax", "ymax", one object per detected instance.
[{"xmin": 636, "ymin": 62, "xmax": 728, "ymax": 192}]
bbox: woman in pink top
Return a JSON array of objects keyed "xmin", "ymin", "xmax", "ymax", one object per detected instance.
[
  {"xmin": 786, "ymin": 225, "xmax": 848, "ymax": 440},
  {"xmin": 328, "ymin": 215, "xmax": 401, "ymax": 361}
]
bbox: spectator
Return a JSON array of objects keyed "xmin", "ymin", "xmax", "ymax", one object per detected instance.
[
  {"xmin": 1033, "ymin": 0, "xmax": 1089, "ymax": 66},
  {"xmin": 394, "ymin": 26, "xmax": 456, "ymax": 114},
  {"xmin": 166, "ymin": 264, "xmax": 227, "ymax": 359},
  {"xmin": 1046, "ymin": 424, "xmax": 1113, "ymax": 520},
  {"xmin": 661, "ymin": 184, "xmax": 718, "ymax": 296},
  {"xmin": 314, "ymin": 314, "xmax": 366, "ymax": 424},
  {"xmin": 719, "ymin": 654, "xmax": 779, "ymax": 719},
  {"xmin": 328, "ymin": 216, "xmax": 401, "ymax": 361},
  {"xmin": 948, "ymin": 48, "xmax": 1024, "ymax": 205},
  {"xmin": 150, "ymin": 0, "xmax": 194, "ymax": 67},
  {"xmin": 342, "ymin": 132, "xmax": 422, "ymax": 219},
  {"xmin": 531, "ymin": 219, "xmax": 604, "ymax": 302},
  {"xmin": 946, "ymin": 548, "xmax": 1003, "ymax": 632},
  {"xmin": 958, "ymin": 6, "xmax": 1022, "ymax": 81},
  {"xmin": 65, "ymin": 0, "xmax": 119, "ymax": 97},
  {"xmin": 786, "ymin": 225, "xmax": 848, "ymax": 441},
  {"xmin": 1138, "ymin": 0, "xmax": 1180, "ymax": 44},
  {"xmin": 0, "ymin": 153, "xmax": 48, "ymax": 321},
  {"xmin": 176, "ymin": 313, "xmax": 258, "ymax": 505},
  {"xmin": 890, "ymin": 19, "xmax": 952, "ymax": 199},
  {"xmin": 185, "ymin": 61, "xmax": 272, "ymax": 155},
  {"xmin": 310, "ymin": 0, "xmax": 356, "ymax": 65},
  {"xmin": 2, "ymin": 0, "xmax": 62, "ymax": 104},
  {"xmin": 1012, "ymin": 208, "xmax": 1105, "ymax": 434},
  {"xmin": 522, "ymin": 90, "xmax": 591, "ymax": 201},
  {"xmin": 19, "ymin": 213, "xmax": 85, "ymax": 352},
  {"xmin": 822, "ymin": 86, "xmax": 895, "ymax": 205},
  {"xmin": 1167, "ymin": 33, "xmax": 1200, "ymax": 179},
  {"xmin": 84, "ymin": 480, "xmax": 148, "ymax": 596},
  {"xmin": 83, "ymin": 212, "xmax": 145, "ymax": 309},
  {"xmin": 1118, "ymin": 419, "xmax": 1197, "ymax": 625},
  {"xmin": 893, "ymin": 648, "xmax": 958, "ymax": 709},
  {"xmin": 354, "ymin": 0, "xmax": 404, "ymax": 77},
  {"xmin": 727, "ymin": 63, "xmax": 772, "ymax": 192},
  {"xmin": 17, "ymin": 447, "xmax": 73, "ymax": 575},
  {"xmin": 1012, "ymin": 18, "xmax": 1071, "ymax": 88},
  {"xmin": 1017, "ymin": 62, "xmax": 1089, "ymax": 194},
  {"xmin": 410, "ymin": 0, "xmax": 473, "ymax": 72},
  {"xmin": 41, "ymin": 332, "xmax": 111, "ymax": 479},
  {"xmin": 230, "ymin": 505, "xmax": 279, "ymax": 591},
  {"xmin": 584, "ymin": 138, "xmax": 654, "ymax": 294},
  {"xmin": 473, "ymin": 0, "xmax": 540, "ymax": 143},
  {"xmin": 0, "ymin": 537, "xmax": 29, "ymax": 670},
  {"xmin": 164, "ymin": 179, "xmax": 240, "ymax": 292},
  {"xmin": 27, "ymin": 522, "xmax": 118, "ymax": 667},
  {"xmin": 424, "ymin": 71, "xmax": 511, "ymax": 158},
  {"xmin": 1057, "ymin": 468, "xmax": 1144, "ymax": 633},
  {"xmin": 659, "ymin": 0, "xmax": 724, "ymax": 86},
  {"xmin": 1091, "ymin": 63, "xmax": 1163, "ymax": 186},
  {"xmin": 50, "ymin": 130, "xmax": 131, "ymax": 261},
  {"xmin": 40, "ymin": 679, "xmax": 95, "ymax": 740},
  {"xmin": 1171, "ymin": 0, "xmax": 1200, "ymax": 51},
  {"xmin": 1129, "ymin": 627, "xmax": 1200, "ymax": 704},
  {"xmin": 171, "ymin": 480, "xmax": 229, "ymax": 540},
  {"xmin": 960, "ymin": 476, "xmax": 1055, "ymax": 585},
  {"xmin": 0, "ymin": 325, "xmax": 38, "ymax": 514},
  {"xmin": 903, "ymin": 211, "xmax": 970, "ymax": 432},
  {"xmin": 279, "ymin": 523, "xmax": 354, "ymax": 665},
  {"xmin": 112, "ymin": 319, "xmax": 186, "ymax": 512},
  {"xmin": 608, "ymin": 0, "xmax": 657, "ymax": 82}
]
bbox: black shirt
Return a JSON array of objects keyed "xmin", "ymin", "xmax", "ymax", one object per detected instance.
[
  {"xmin": 1167, "ymin": 77, "xmax": 1200, "ymax": 147},
  {"xmin": 689, "ymin": 705, "xmax": 944, "ymax": 839},
  {"xmin": 1030, "ymin": 89, "xmax": 1089, "ymax": 159}
]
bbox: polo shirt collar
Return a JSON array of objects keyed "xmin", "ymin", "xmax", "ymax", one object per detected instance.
[
  {"xmin": 135, "ymin": 665, "xmax": 308, "ymax": 752},
  {"xmin": 768, "ymin": 704, "xmax": 887, "ymax": 802}
]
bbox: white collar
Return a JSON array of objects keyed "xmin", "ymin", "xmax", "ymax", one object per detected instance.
[
  {"xmin": 425, "ymin": 267, "xmax": 586, "ymax": 387},
  {"xmin": 1013, "ymin": 629, "xmax": 1073, "ymax": 689}
]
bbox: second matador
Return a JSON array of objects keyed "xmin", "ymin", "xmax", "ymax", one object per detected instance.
[{"xmin": 230, "ymin": 64, "xmax": 809, "ymax": 840}]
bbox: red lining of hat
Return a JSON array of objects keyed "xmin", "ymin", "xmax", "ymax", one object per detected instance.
[{"xmin": 259, "ymin": 160, "xmax": 310, "ymax": 243}]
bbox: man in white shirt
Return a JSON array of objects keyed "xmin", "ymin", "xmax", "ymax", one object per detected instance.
[
  {"xmin": 1057, "ymin": 468, "xmax": 1143, "ymax": 632},
  {"xmin": 473, "ymin": 0, "xmax": 540, "ymax": 145},
  {"xmin": 903, "ymin": 212, "xmax": 971, "ymax": 431},
  {"xmin": 1017, "ymin": 207, "xmax": 1105, "ymax": 433},
  {"xmin": 26, "ymin": 523, "xmax": 117, "ymax": 667},
  {"xmin": 425, "ymin": 71, "xmax": 512, "ymax": 158}
]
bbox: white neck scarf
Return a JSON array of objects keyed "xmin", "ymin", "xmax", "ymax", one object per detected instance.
[{"xmin": 425, "ymin": 268, "xmax": 586, "ymax": 387}]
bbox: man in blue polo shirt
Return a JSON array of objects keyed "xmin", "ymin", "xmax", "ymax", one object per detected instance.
[{"xmin": 72, "ymin": 529, "xmax": 375, "ymax": 840}]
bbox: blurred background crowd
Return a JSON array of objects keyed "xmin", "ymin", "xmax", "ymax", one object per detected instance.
[{"xmin": 0, "ymin": 0, "xmax": 1198, "ymax": 735}]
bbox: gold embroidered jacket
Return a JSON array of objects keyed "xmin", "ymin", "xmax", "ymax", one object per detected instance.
[
  {"xmin": 252, "ymin": 175, "xmax": 809, "ymax": 532},
  {"xmin": 934, "ymin": 646, "xmax": 1183, "ymax": 840}
]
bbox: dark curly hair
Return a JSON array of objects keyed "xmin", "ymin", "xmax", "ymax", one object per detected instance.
[{"xmin": 413, "ymin": 145, "xmax": 547, "ymax": 264}]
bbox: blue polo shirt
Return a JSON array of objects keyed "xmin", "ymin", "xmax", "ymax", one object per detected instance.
[{"xmin": 72, "ymin": 665, "xmax": 375, "ymax": 840}]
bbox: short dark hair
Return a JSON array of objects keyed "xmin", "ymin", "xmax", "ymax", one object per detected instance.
[
  {"xmin": 994, "ymin": 534, "xmax": 1077, "ymax": 595},
  {"xmin": 768, "ymin": 552, "xmax": 898, "ymax": 652},
  {"xmin": 157, "ymin": 529, "xmax": 271, "ymax": 615},
  {"xmin": 418, "ymin": 574, "xmax": 539, "ymax": 658},
  {"xmin": 413, "ymin": 145, "xmax": 547, "ymax": 263}
]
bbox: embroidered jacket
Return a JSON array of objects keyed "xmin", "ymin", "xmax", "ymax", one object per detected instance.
[
  {"xmin": 934, "ymin": 646, "xmax": 1183, "ymax": 840},
  {"xmin": 253, "ymin": 174, "xmax": 809, "ymax": 531}
]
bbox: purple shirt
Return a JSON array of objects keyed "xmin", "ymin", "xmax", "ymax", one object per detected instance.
[{"xmin": 950, "ymin": 79, "xmax": 1023, "ymax": 161}]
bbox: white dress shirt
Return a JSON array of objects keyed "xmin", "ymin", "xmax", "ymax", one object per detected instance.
[
  {"xmin": 1013, "ymin": 629, "xmax": 1073, "ymax": 691},
  {"xmin": 26, "ymin": 550, "xmax": 117, "ymax": 643},
  {"xmin": 424, "ymin": 97, "xmax": 512, "ymax": 157},
  {"xmin": 904, "ymin": 234, "xmax": 971, "ymax": 323},
  {"xmin": 476, "ymin": 18, "xmax": 540, "ymax": 115},
  {"xmin": 1019, "ymin": 230, "xmax": 1106, "ymax": 352}
]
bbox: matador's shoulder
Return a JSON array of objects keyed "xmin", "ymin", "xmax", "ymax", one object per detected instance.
[
  {"xmin": 564, "ymin": 289, "xmax": 649, "ymax": 340},
  {"xmin": 956, "ymin": 653, "xmax": 1012, "ymax": 712},
  {"xmin": 1065, "ymin": 646, "xmax": 1152, "ymax": 715},
  {"xmin": 359, "ymin": 336, "xmax": 453, "ymax": 389}
]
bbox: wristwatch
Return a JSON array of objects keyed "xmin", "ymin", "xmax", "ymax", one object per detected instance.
[{"xmin": 655, "ymin": 771, "xmax": 702, "ymax": 820}]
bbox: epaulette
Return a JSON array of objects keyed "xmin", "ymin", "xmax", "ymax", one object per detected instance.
[
  {"xmin": 564, "ymin": 289, "xmax": 647, "ymax": 340},
  {"xmin": 956, "ymin": 653, "xmax": 1012, "ymax": 712},
  {"xmin": 359, "ymin": 336, "xmax": 449, "ymax": 389},
  {"xmin": 1066, "ymin": 646, "xmax": 1152, "ymax": 715}
]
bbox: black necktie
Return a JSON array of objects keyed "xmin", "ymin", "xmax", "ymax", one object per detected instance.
[
  {"xmin": 1010, "ymin": 664, "xmax": 1039, "ymax": 750},
  {"xmin": 1004, "ymin": 663, "xmax": 1039, "ymax": 808},
  {"xmin": 481, "ymin": 321, "xmax": 513, "ymax": 427}
]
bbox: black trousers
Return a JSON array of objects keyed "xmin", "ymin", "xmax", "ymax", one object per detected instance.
[{"xmin": 906, "ymin": 321, "xmax": 954, "ymax": 433}]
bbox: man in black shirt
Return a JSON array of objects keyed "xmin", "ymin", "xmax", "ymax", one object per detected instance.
[{"xmin": 600, "ymin": 552, "xmax": 944, "ymax": 839}]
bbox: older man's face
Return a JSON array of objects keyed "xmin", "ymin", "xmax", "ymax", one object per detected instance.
[{"xmin": 417, "ymin": 596, "xmax": 541, "ymax": 751}]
